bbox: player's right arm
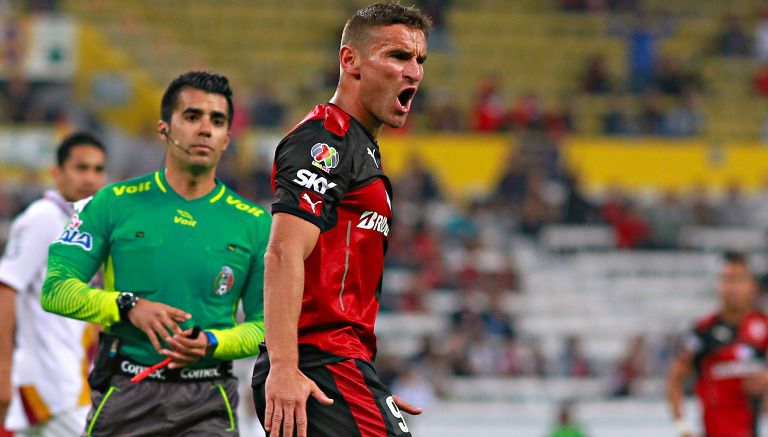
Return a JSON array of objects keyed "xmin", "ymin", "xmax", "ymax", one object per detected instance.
[
  {"xmin": 667, "ymin": 355, "xmax": 693, "ymax": 437},
  {"xmin": 667, "ymin": 330, "xmax": 700, "ymax": 437},
  {"xmin": 263, "ymin": 213, "xmax": 333, "ymax": 437}
]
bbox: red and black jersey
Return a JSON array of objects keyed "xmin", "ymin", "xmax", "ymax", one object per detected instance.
[
  {"xmin": 681, "ymin": 311, "xmax": 768, "ymax": 437},
  {"xmin": 267, "ymin": 103, "xmax": 392, "ymax": 367}
]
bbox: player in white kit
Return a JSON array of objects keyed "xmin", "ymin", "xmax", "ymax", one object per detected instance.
[{"xmin": 0, "ymin": 132, "xmax": 107, "ymax": 436}]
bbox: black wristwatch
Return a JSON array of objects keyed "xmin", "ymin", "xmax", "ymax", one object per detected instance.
[{"xmin": 116, "ymin": 291, "xmax": 139, "ymax": 322}]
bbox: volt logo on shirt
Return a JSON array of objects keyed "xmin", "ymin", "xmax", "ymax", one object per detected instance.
[
  {"xmin": 174, "ymin": 209, "xmax": 197, "ymax": 228},
  {"xmin": 293, "ymin": 169, "xmax": 337, "ymax": 194}
]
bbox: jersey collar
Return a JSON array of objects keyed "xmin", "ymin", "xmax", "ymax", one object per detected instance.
[
  {"xmin": 43, "ymin": 190, "xmax": 75, "ymax": 216},
  {"xmin": 155, "ymin": 169, "xmax": 227, "ymax": 204}
]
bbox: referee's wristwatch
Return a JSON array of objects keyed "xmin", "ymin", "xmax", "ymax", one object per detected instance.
[{"xmin": 116, "ymin": 291, "xmax": 139, "ymax": 322}]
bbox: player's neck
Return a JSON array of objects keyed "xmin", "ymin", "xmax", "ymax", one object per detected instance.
[
  {"xmin": 330, "ymin": 89, "xmax": 382, "ymax": 138},
  {"xmin": 720, "ymin": 306, "xmax": 749, "ymax": 324},
  {"xmin": 164, "ymin": 166, "xmax": 217, "ymax": 200}
]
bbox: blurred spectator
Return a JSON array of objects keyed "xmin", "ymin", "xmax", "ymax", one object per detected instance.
[
  {"xmin": 548, "ymin": 401, "xmax": 588, "ymax": 437},
  {"xmin": 481, "ymin": 289, "xmax": 516, "ymax": 339},
  {"xmin": 494, "ymin": 151, "xmax": 529, "ymax": 207},
  {"xmin": 248, "ymin": 85, "xmax": 285, "ymax": 128},
  {"xmin": 0, "ymin": 76, "xmax": 41, "ymax": 123},
  {"xmin": 753, "ymin": 63, "xmax": 768, "ymax": 96},
  {"xmin": 508, "ymin": 92, "xmax": 544, "ymax": 132},
  {"xmin": 416, "ymin": 0, "xmax": 452, "ymax": 51},
  {"xmin": 687, "ymin": 186, "xmax": 718, "ymax": 226},
  {"xmin": 602, "ymin": 94, "xmax": 637, "ymax": 135},
  {"xmin": 713, "ymin": 14, "xmax": 751, "ymax": 57},
  {"xmin": 395, "ymin": 154, "xmax": 442, "ymax": 203},
  {"xmin": 609, "ymin": 12, "xmax": 676, "ymax": 93},
  {"xmin": 542, "ymin": 97, "xmax": 575, "ymax": 140},
  {"xmin": 471, "ymin": 76, "xmax": 507, "ymax": 131},
  {"xmin": 426, "ymin": 94, "xmax": 464, "ymax": 131},
  {"xmin": 645, "ymin": 190, "xmax": 685, "ymax": 249},
  {"xmin": 654, "ymin": 56, "xmax": 686, "ymax": 96},
  {"xmin": 558, "ymin": 335, "xmax": 593, "ymax": 377},
  {"xmin": 610, "ymin": 335, "xmax": 648, "ymax": 397},
  {"xmin": 718, "ymin": 184, "xmax": 750, "ymax": 226},
  {"xmin": 561, "ymin": 172, "xmax": 597, "ymax": 224},
  {"xmin": 755, "ymin": 7, "xmax": 768, "ymax": 62},
  {"xmin": 636, "ymin": 89, "xmax": 665, "ymax": 135},
  {"xmin": 519, "ymin": 171, "xmax": 559, "ymax": 237},
  {"xmin": 663, "ymin": 89, "xmax": 704, "ymax": 137},
  {"xmin": 580, "ymin": 55, "xmax": 613, "ymax": 94},
  {"xmin": 391, "ymin": 367, "xmax": 437, "ymax": 411},
  {"xmin": 614, "ymin": 201, "xmax": 651, "ymax": 249}
]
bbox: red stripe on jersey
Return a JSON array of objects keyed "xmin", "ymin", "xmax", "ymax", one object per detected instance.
[
  {"xmin": 288, "ymin": 104, "xmax": 351, "ymax": 138},
  {"xmin": 328, "ymin": 360, "xmax": 387, "ymax": 437},
  {"xmin": 271, "ymin": 160, "xmax": 278, "ymax": 194}
]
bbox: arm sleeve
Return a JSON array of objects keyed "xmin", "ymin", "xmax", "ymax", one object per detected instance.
[
  {"xmin": 208, "ymin": 212, "xmax": 272, "ymax": 360},
  {"xmin": 271, "ymin": 124, "xmax": 353, "ymax": 231},
  {"xmin": 0, "ymin": 207, "xmax": 62, "ymax": 292},
  {"xmin": 41, "ymin": 192, "xmax": 121, "ymax": 326}
]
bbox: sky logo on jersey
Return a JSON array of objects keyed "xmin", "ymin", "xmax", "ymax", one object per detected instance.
[
  {"xmin": 311, "ymin": 143, "xmax": 339, "ymax": 173},
  {"xmin": 174, "ymin": 209, "xmax": 197, "ymax": 227},
  {"xmin": 293, "ymin": 169, "xmax": 337, "ymax": 194},
  {"xmin": 357, "ymin": 211, "xmax": 390, "ymax": 236},
  {"xmin": 299, "ymin": 191, "xmax": 323, "ymax": 216},
  {"xmin": 214, "ymin": 266, "xmax": 234, "ymax": 295}
]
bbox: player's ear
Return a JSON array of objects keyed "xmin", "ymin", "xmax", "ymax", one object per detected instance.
[{"xmin": 339, "ymin": 45, "xmax": 361, "ymax": 79}]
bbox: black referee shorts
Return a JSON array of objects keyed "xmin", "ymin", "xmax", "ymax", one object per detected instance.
[{"xmin": 253, "ymin": 359, "xmax": 412, "ymax": 437}]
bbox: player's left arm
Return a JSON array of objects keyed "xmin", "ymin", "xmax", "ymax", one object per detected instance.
[{"xmin": 206, "ymin": 214, "xmax": 271, "ymax": 361}]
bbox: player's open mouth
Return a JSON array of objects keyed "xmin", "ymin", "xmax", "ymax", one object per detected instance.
[{"xmin": 397, "ymin": 88, "xmax": 417, "ymax": 112}]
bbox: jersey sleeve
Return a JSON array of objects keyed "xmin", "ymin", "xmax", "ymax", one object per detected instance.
[
  {"xmin": 41, "ymin": 190, "xmax": 120, "ymax": 326},
  {"xmin": 271, "ymin": 125, "xmax": 354, "ymax": 231},
  {"xmin": 0, "ymin": 206, "xmax": 62, "ymax": 292},
  {"xmin": 208, "ymin": 212, "xmax": 271, "ymax": 360}
]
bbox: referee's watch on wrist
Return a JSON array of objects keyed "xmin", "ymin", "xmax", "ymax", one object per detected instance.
[
  {"xmin": 204, "ymin": 331, "xmax": 219, "ymax": 357},
  {"xmin": 116, "ymin": 292, "xmax": 139, "ymax": 322}
]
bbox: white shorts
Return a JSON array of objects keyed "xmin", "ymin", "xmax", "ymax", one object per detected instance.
[{"xmin": 13, "ymin": 405, "xmax": 89, "ymax": 437}]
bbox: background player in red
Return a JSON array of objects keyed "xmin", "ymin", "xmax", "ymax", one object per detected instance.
[
  {"xmin": 667, "ymin": 251, "xmax": 768, "ymax": 437},
  {"xmin": 251, "ymin": 2, "xmax": 432, "ymax": 437}
]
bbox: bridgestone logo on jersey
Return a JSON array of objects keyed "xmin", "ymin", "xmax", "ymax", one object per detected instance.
[
  {"xmin": 357, "ymin": 211, "xmax": 389, "ymax": 236},
  {"xmin": 293, "ymin": 169, "xmax": 337, "ymax": 194}
]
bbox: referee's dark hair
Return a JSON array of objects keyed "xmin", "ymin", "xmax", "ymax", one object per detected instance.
[
  {"xmin": 161, "ymin": 71, "xmax": 234, "ymax": 128},
  {"xmin": 341, "ymin": 2, "xmax": 433, "ymax": 47},
  {"xmin": 723, "ymin": 250, "xmax": 749, "ymax": 267},
  {"xmin": 56, "ymin": 132, "xmax": 107, "ymax": 167}
]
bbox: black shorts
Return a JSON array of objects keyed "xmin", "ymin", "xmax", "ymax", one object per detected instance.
[{"xmin": 253, "ymin": 359, "xmax": 412, "ymax": 437}]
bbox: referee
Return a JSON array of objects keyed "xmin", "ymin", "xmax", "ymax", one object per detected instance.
[{"xmin": 41, "ymin": 71, "xmax": 270, "ymax": 436}]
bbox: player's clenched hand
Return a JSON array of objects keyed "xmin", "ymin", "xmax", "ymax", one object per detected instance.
[
  {"xmin": 264, "ymin": 366, "xmax": 333, "ymax": 437},
  {"xmin": 127, "ymin": 299, "xmax": 191, "ymax": 353},
  {"xmin": 392, "ymin": 394, "xmax": 423, "ymax": 415},
  {"xmin": 161, "ymin": 328, "xmax": 208, "ymax": 369}
]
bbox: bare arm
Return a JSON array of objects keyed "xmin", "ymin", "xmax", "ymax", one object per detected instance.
[
  {"xmin": 263, "ymin": 213, "xmax": 333, "ymax": 437},
  {"xmin": 0, "ymin": 283, "xmax": 16, "ymax": 422},
  {"xmin": 667, "ymin": 355, "xmax": 693, "ymax": 436}
]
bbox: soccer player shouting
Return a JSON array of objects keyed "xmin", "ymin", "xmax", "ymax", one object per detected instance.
[{"xmin": 252, "ymin": 3, "xmax": 431, "ymax": 437}]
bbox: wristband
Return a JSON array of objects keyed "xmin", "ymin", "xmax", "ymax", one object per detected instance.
[{"xmin": 205, "ymin": 331, "xmax": 219, "ymax": 357}]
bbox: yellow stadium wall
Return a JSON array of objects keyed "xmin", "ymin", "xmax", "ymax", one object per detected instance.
[{"xmin": 377, "ymin": 134, "xmax": 768, "ymax": 198}]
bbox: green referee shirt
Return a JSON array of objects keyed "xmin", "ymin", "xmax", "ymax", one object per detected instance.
[{"xmin": 42, "ymin": 169, "xmax": 271, "ymax": 367}]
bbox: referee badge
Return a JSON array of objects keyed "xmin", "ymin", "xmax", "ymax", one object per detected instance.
[{"xmin": 214, "ymin": 266, "xmax": 234, "ymax": 295}]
